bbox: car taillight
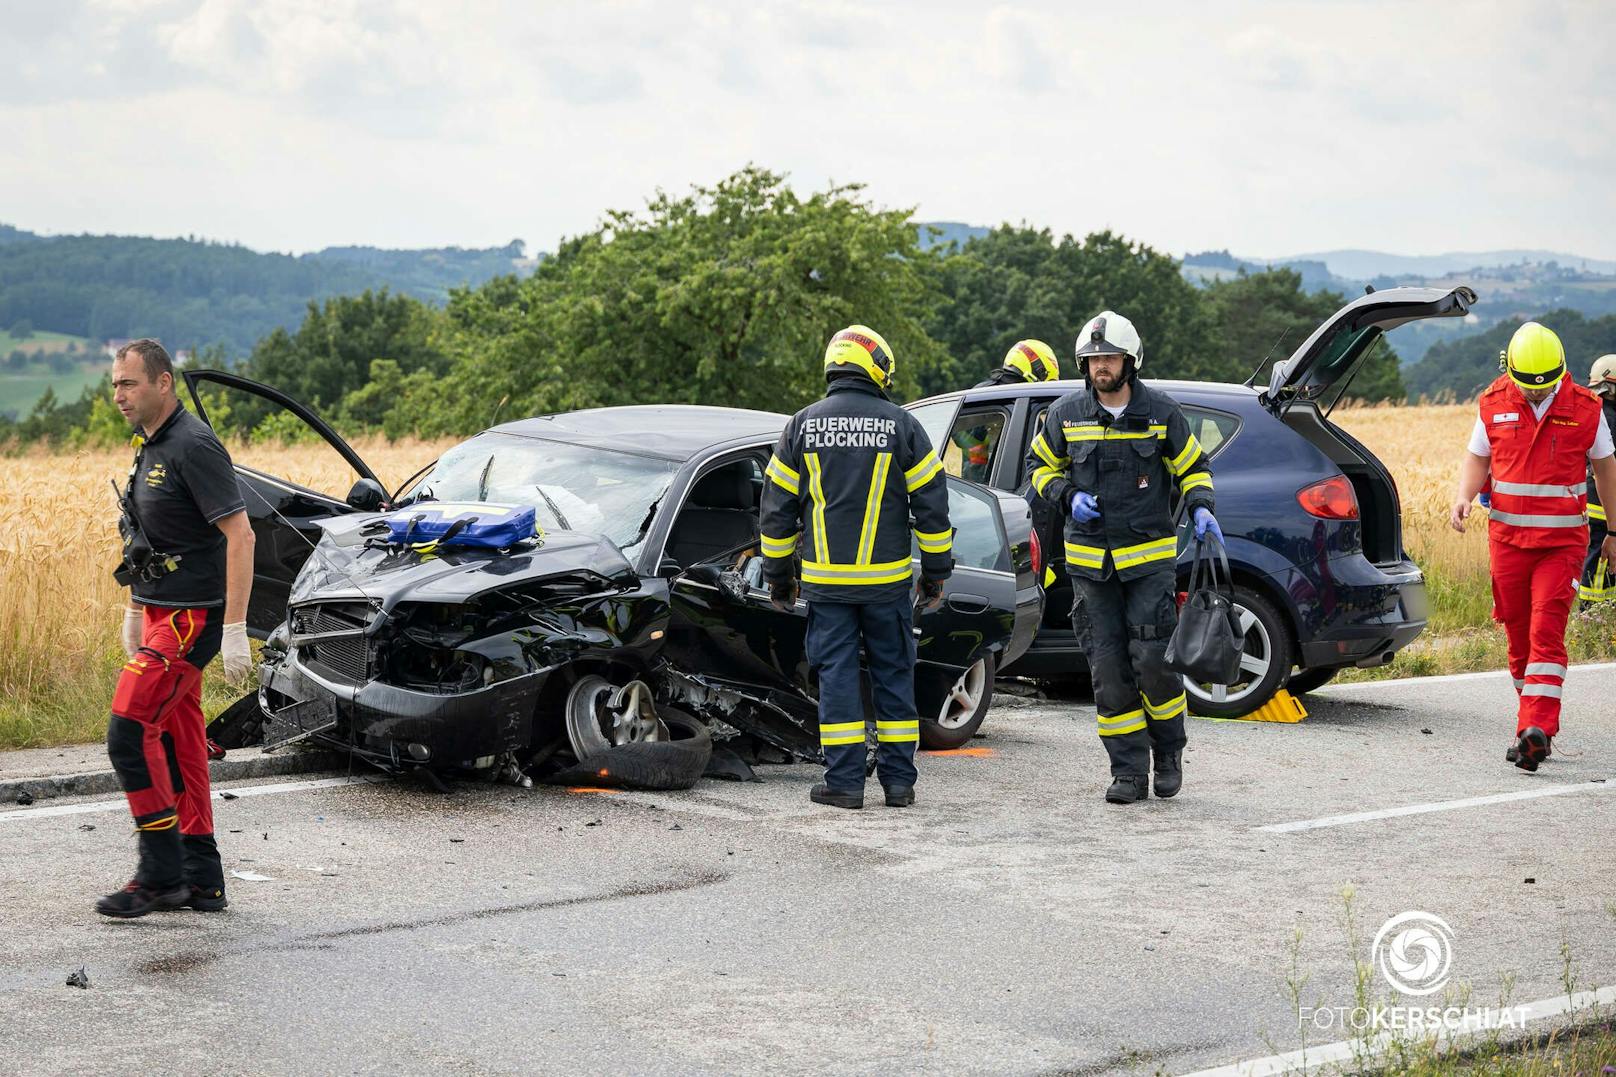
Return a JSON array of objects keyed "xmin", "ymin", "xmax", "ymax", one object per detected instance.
[
  {"xmin": 1297, "ymin": 475, "xmax": 1359, "ymax": 519},
  {"xmin": 1028, "ymin": 528, "xmax": 1043, "ymax": 579}
]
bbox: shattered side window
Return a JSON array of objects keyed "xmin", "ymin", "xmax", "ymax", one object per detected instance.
[{"xmin": 397, "ymin": 432, "xmax": 679, "ymax": 552}]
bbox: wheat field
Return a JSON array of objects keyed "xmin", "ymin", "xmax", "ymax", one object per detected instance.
[
  {"xmin": 0, "ymin": 436, "xmax": 455, "ymax": 749},
  {"xmin": 0, "ymin": 405, "xmax": 1607, "ymax": 748}
]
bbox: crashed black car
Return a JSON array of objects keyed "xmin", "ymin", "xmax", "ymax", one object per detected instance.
[{"xmin": 187, "ymin": 372, "xmax": 1041, "ymax": 781}]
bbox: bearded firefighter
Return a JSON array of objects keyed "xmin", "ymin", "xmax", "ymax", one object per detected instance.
[{"xmin": 1450, "ymin": 322, "xmax": 1616, "ymax": 770}]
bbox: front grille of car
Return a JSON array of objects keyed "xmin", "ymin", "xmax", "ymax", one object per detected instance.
[{"xmin": 292, "ymin": 602, "xmax": 373, "ymax": 683}]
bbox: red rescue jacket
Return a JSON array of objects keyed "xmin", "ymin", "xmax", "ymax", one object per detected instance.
[{"xmin": 1480, "ymin": 375, "xmax": 1601, "ymax": 549}]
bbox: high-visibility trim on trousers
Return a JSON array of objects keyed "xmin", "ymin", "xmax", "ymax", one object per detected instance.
[
  {"xmin": 819, "ymin": 720, "xmax": 865, "ymax": 746},
  {"xmin": 875, "ymin": 720, "xmax": 919, "ymax": 743},
  {"xmin": 1143, "ymin": 692, "xmax": 1187, "ymax": 720},
  {"xmin": 1097, "ymin": 708, "xmax": 1147, "ymax": 736}
]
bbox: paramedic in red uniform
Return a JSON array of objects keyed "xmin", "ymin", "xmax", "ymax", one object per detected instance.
[
  {"xmin": 99, "ymin": 339, "xmax": 255, "ymax": 918},
  {"xmin": 1450, "ymin": 322, "xmax": 1616, "ymax": 771}
]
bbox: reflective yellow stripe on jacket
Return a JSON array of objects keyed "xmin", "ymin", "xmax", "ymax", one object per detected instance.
[
  {"xmin": 905, "ymin": 449, "xmax": 943, "ymax": 493},
  {"xmin": 766, "ymin": 454, "xmax": 799, "ymax": 495},
  {"xmin": 760, "ymin": 532, "xmax": 798, "ymax": 559},
  {"xmin": 801, "ymin": 556, "xmax": 913, "ymax": 586},
  {"xmin": 1030, "ymin": 432, "xmax": 1068, "ymax": 496}
]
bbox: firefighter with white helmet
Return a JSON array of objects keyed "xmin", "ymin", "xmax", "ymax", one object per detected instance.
[
  {"xmin": 1451, "ymin": 324, "xmax": 1616, "ymax": 769},
  {"xmin": 1026, "ymin": 311, "xmax": 1218, "ymax": 803}
]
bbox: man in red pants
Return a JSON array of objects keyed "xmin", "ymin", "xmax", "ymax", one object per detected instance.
[
  {"xmin": 100, "ymin": 339, "xmax": 255, "ymax": 918},
  {"xmin": 1451, "ymin": 322, "xmax": 1616, "ymax": 771}
]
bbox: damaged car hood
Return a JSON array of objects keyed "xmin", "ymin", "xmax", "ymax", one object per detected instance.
[{"xmin": 289, "ymin": 512, "xmax": 640, "ymax": 608}]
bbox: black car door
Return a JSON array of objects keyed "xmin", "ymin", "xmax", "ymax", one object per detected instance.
[{"xmin": 180, "ymin": 370, "xmax": 389, "ymax": 637}]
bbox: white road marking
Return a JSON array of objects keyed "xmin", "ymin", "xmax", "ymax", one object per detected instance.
[
  {"xmin": 1256, "ymin": 780, "xmax": 1614, "ymax": 833},
  {"xmin": 1179, "ymin": 984, "xmax": 1616, "ymax": 1077},
  {"xmin": 1314, "ymin": 660, "xmax": 1616, "ymax": 693},
  {"xmin": 0, "ymin": 775, "xmax": 384, "ymax": 824}
]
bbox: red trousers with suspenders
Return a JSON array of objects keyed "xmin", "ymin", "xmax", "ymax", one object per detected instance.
[{"xmin": 1479, "ymin": 376, "xmax": 1602, "ymax": 738}]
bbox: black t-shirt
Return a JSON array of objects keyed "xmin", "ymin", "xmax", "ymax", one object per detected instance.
[{"xmin": 125, "ymin": 405, "xmax": 246, "ymax": 608}]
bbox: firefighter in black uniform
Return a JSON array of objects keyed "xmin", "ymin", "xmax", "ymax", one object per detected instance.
[
  {"xmin": 1026, "ymin": 312, "xmax": 1219, "ymax": 804},
  {"xmin": 1580, "ymin": 354, "xmax": 1616, "ymax": 603},
  {"xmin": 974, "ymin": 338, "xmax": 1061, "ymax": 388},
  {"xmin": 759, "ymin": 325, "xmax": 954, "ymax": 809}
]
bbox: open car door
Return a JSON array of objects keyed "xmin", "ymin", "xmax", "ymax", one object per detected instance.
[
  {"xmin": 180, "ymin": 369, "xmax": 389, "ymax": 638},
  {"xmin": 663, "ymin": 476, "xmax": 1027, "ymax": 757},
  {"xmin": 1261, "ymin": 286, "xmax": 1476, "ymax": 416}
]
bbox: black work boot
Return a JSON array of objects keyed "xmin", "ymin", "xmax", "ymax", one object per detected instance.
[
  {"xmin": 1105, "ymin": 775, "xmax": 1150, "ymax": 804},
  {"xmin": 97, "ymin": 823, "xmax": 187, "ymax": 919},
  {"xmin": 1513, "ymin": 727, "xmax": 1551, "ymax": 772},
  {"xmin": 183, "ymin": 884, "xmax": 229, "ymax": 912},
  {"xmin": 1505, "ymin": 735, "xmax": 1554, "ymax": 764},
  {"xmin": 810, "ymin": 783, "xmax": 864, "ymax": 809},
  {"xmin": 1152, "ymin": 748, "xmax": 1183, "ymax": 799},
  {"xmin": 96, "ymin": 881, "xmax": 190, "ymax": 918},
  {"xmin": 883, "ymin": 785, "xmax": 915, "ymax": 808}
]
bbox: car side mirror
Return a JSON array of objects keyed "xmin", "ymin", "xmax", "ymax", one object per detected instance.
[{"xmin": 346, "ymin": 477, "xmax": 388, "ymax": 512}]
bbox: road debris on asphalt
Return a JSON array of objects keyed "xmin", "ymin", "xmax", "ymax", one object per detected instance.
[
  {"xmin": 65, "ymin": 968, "xmax": 89, "ymax": 989},
  {"xmin": 231, "ymin": 870, "xmax": 274, "ymax": 882}
]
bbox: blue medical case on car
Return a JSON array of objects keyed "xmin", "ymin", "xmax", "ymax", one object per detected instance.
[{"xmin": 379, "ymin": 502, "xmax": 538, "ymax": 549}]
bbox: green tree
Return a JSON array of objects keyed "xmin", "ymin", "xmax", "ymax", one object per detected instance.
[
  {"xmin": 925, "ymin": 226, "xmax": 1221, "ymax": 391},
  {"xmin": 414, "ymin": 167, "xmax": 949, "ymax": 433},
  {"xmin": 1202, "ymin": 269, "xmax": 1405, "ymax": 402},
  {"xmin": 1404, "ymin": 309, "xmax": 1616, "ymax": 402},
  {"xmin": 243, "ymin": 289, "xmax": 448, "ymax": 413}
]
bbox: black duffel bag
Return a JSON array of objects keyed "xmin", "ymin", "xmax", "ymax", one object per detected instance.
[{"xmin": 1164, "ymin": 535, "xmax": 1243, "ymax": 684}]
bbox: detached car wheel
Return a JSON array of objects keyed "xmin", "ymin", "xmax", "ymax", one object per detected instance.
[
  {"xmin": 542, "ymin": 706, "xmax": 713, "ymax": 791},
  {"xmin": 920, "ymin": 653, "xmax": 996, "ymax": 750},
  {"xmin": 1287, "ymin": 666, "xmax": 1338, "ymax": 695},
  {"xmin": 1183, "ymin": 586, "xmax": 1293, "ymax": 720}
]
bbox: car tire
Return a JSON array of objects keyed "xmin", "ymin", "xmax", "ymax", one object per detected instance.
[
  {"xmin": 542, "ymin": 706, "xmax": 713, "ymax": 790},
  {"xmin": 920, "ymin": 653, "xmax": 996, "ymax": 750},
  {"xmin": 1183, "ymin": 585, "xmax": 1293, "ymax": 720},
  {"xmin": 1286, "ymin": 667, "xmax": 1339, "ymax": 695}
]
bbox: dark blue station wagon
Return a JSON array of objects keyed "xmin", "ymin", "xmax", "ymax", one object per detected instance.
[{"xmin": 904, "ymin": 286, "xmax": 1475, "ymax": 717}]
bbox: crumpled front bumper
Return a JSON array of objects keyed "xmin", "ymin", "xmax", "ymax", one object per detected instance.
[{"xmin": 258, "ymin": 648, "xmax": 560, "ymax": 766}]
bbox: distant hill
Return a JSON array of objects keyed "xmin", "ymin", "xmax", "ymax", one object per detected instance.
[
  {"xmin": 0, "ymin": 225, "xmax": 533, "ymax": 357},
  {"xmin": 1269, "ymin": 249, "xmax": 1616, "ymax": 280},
  {"xmin": 916, "ymin": 221, "xmax": 992, "ymax": 250},
  {"xmin": 1403, "ymin": 309, "xmax": 1616, "ymax": 401}
]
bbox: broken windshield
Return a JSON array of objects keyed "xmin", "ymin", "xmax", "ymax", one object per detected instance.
[{"xmin": 396, "ymin": 432, "xmax": 679, "ymax": 552}]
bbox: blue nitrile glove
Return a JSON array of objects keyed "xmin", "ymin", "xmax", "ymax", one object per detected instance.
[
  {"xmin": 1069, "ymin": 491, "xmax": 1100, "ymax": 524},
  {"xmin": 1478, "ymin": 491, "xmax": 1491, "ymax": 509},
  {"xmin": 1193, "ymin": 506, "xmax": 1224, "ymax": 544}
]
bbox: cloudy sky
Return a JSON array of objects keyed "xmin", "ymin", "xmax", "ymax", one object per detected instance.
[{"xmin": 3, "ymin": 0, "xmax": 1612, "ymax": 259}]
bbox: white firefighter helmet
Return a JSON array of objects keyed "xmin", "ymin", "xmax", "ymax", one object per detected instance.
[{"xmin": 1074, "ymin": 311, "xmax": 1143, "ymax": 373}]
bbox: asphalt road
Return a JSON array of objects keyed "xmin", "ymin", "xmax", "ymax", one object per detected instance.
[{"xmin": 3, "ymin": 665, "xmax": 1615, "ymax": 1076}]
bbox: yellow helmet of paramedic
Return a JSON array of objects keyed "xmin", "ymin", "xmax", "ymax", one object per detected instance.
[
  {"xmin": 824, "ymin": 325, "xmax": 896, "ymax": 389},
  {"xmin": 1505, "ymin": 321, "xmax": 1566, "ymax": 391},
  {"xmin": 1003, "ymin": 339, "xmax": 1060, "ymax": 382}
]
